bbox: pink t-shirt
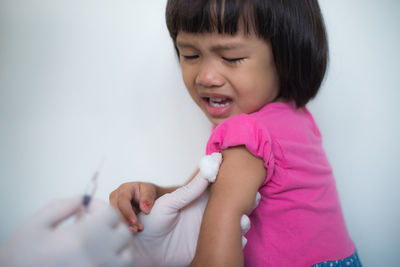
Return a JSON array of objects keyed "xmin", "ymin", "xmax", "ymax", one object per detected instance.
[{"xmin": 206, "ymin": 102, "xmax": 355, "ymax": 267}]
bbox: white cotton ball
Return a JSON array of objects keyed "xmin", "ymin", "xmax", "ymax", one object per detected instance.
[{"xmin": 198, "ymin": 153, "xmax": 222, "ymax": 182}]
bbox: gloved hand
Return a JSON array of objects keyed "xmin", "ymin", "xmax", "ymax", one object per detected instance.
[
  {"xmin": 129, "ymin": 153, "xmax": 261, "ymax": 267},
  {"xmin": 0, "ymin": 197, "xmax": 133, "ymax": 267}
]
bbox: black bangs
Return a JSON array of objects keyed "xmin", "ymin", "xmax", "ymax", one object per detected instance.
[
  {"xmin": 166, "ymin": 0, "xmax": 261, "ymax": 41},
  {"xmin": 166, "ymin": 0, "xmax": 329, "ymax": 108}
]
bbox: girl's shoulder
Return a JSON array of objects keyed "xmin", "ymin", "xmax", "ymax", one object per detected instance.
[
  {"xmin": 206, "ymin": 101, "xmax": 323, "ymax": 183},
  {"xmin": 206, "ymin": 109, "xmax": 275, "ymax": 181},
  {"xmin": 207, "ymin": 101, "xmax": 318, "ymax": 151},
  {"xmin": 252, "ymin": 101, "xmax": 322, "ymax": 141}
]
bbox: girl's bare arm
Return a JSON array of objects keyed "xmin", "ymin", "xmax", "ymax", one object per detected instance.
[{"xmin": 190, "ymin": 146, "xmax": 266, "ymax": 267}]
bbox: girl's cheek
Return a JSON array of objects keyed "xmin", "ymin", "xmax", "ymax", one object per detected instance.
[
  {"xmin": 184, "ymin": 74, "xmax": 197, "ymax": 91},
  {"xmin": 183, "ymin": 78, "xmax": 192, "ymax": 92}
]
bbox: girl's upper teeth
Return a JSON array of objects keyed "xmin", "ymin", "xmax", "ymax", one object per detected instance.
[
  {"xmin": 211, "ymin": 97, "xmax": 225, "ymax": 102},
  {"xmin": 209, "ymin": 97, "xmax": 232, "ymax": 107}
]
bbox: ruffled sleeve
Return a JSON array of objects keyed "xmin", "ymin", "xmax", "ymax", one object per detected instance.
[{"xmin": 206, "ymin": 114, "xmax": 275, "ymax": 183}]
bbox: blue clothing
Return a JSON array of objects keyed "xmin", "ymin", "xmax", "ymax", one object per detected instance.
[{"xmin": 312, "ymin": 251, "xmax": 362, "ymax": 267}]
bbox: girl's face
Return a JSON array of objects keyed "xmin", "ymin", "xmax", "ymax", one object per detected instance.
[{"xmin": 176, "ymin": 30, "xmax": 280, "ymax": 125}]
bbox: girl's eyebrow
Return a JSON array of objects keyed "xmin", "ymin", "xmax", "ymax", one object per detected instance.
[
  {"xmin": 176, "ymin": 42, "xmax": 196, "ymax": 49},
  {"xmin": 176, "ymin": 41, "xmax": 245, "ymax": 52},
  {"xmin": 210, "ymin": 43, "xmax": 245, "ymax": 52}
]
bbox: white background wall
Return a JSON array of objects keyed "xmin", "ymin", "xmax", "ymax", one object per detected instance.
[{"xmin": 0, "ymin": 0, "xmax": 398, "ymax": 266}]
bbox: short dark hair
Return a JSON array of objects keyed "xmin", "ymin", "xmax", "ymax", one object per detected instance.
[{"xmin": 166, "ymin": 0, "xmax": 328, "ymax": 107}]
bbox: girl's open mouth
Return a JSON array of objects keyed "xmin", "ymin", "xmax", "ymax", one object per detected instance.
[{"xmin": 202, "ymin": 96, "xmax": 233, "ymax": 117}]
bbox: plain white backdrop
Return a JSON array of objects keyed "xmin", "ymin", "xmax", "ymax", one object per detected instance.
[{"xmin": 0, "ymin": 0, "xmax": 399, "ymax": 266}]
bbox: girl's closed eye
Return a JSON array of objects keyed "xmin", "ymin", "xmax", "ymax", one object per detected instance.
[
  {"xmin": 222, "ymin": 57, "xmax": 245, "ymax": 64},
  {"xmin": 182, "ymin": 55, "xmax": 199, "ymax": 60},
  {"xmin": 181, "ymin": 54, "xmax": 245, "ymax": 64}
]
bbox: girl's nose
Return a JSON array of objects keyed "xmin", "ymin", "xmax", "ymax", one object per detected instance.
[{"xmin": 195, "ymin": 62, "xmax": 224, "ymax": 88}]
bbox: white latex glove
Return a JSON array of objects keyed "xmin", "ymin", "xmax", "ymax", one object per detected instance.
[
  {"xmin": 129, "ymin": 152, "xmax": 261, "ymax": 267},
  {"xmin": 0, "ymin": 197, "xmax": 133, "ymax": 267}
]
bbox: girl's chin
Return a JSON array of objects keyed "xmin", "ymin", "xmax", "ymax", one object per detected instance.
[{"xmin": 205, "ymin": 112, "xmax": 236, "ymax": 126}]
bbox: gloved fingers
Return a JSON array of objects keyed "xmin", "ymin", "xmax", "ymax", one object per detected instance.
[
  {"xmin": 102, "ymin": 249, "xmax": 134, "ymax": 267},
  {"xmin": 242, "ymin": 236, "xmax": 248, "ymax": 248},
  {"xmin": 240, "ymin": 214, "xmax": 251, "ymax": 235},
  {"xmin": 111, "ymin": 224, "xmax": 133, "ymax": 254},
  {"xmin": 161, "ymin": 171, "xmax": 210, "ymax": 212},
  {"xmin": 198, "ymin": 153, "xmax": 223, "ymax": 182},
  {"xmin": 116, "ymin": 247, "xmax": 134, "ymax": 267},
  {"xmin": 32, "ymin": 196, "xmax": 82, "ymax": 229},
  {"xmin": 85, "ymin": 199, "xmax": 121, "ymax": 228},
  {"xmin": 94, "ymin": 225, "xmax": 133, "ymax": 267},
  {"xmin": 138, "ymin": 183, "xmax": 157, "ymax": 215},
  {"xmin": 255, "ymin": 192, "xmax": 261, "ymax": 208},
  {"xmin": 77, "ymin": 209, "xmax": 129, "ymax": 256},
  {"xmin": 240, "ymin": 192, "xmax": 260, "ymax": 249},
  {"xmin": 160, "ymin": 153, "xmax": 222, "ymax": 212}
]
